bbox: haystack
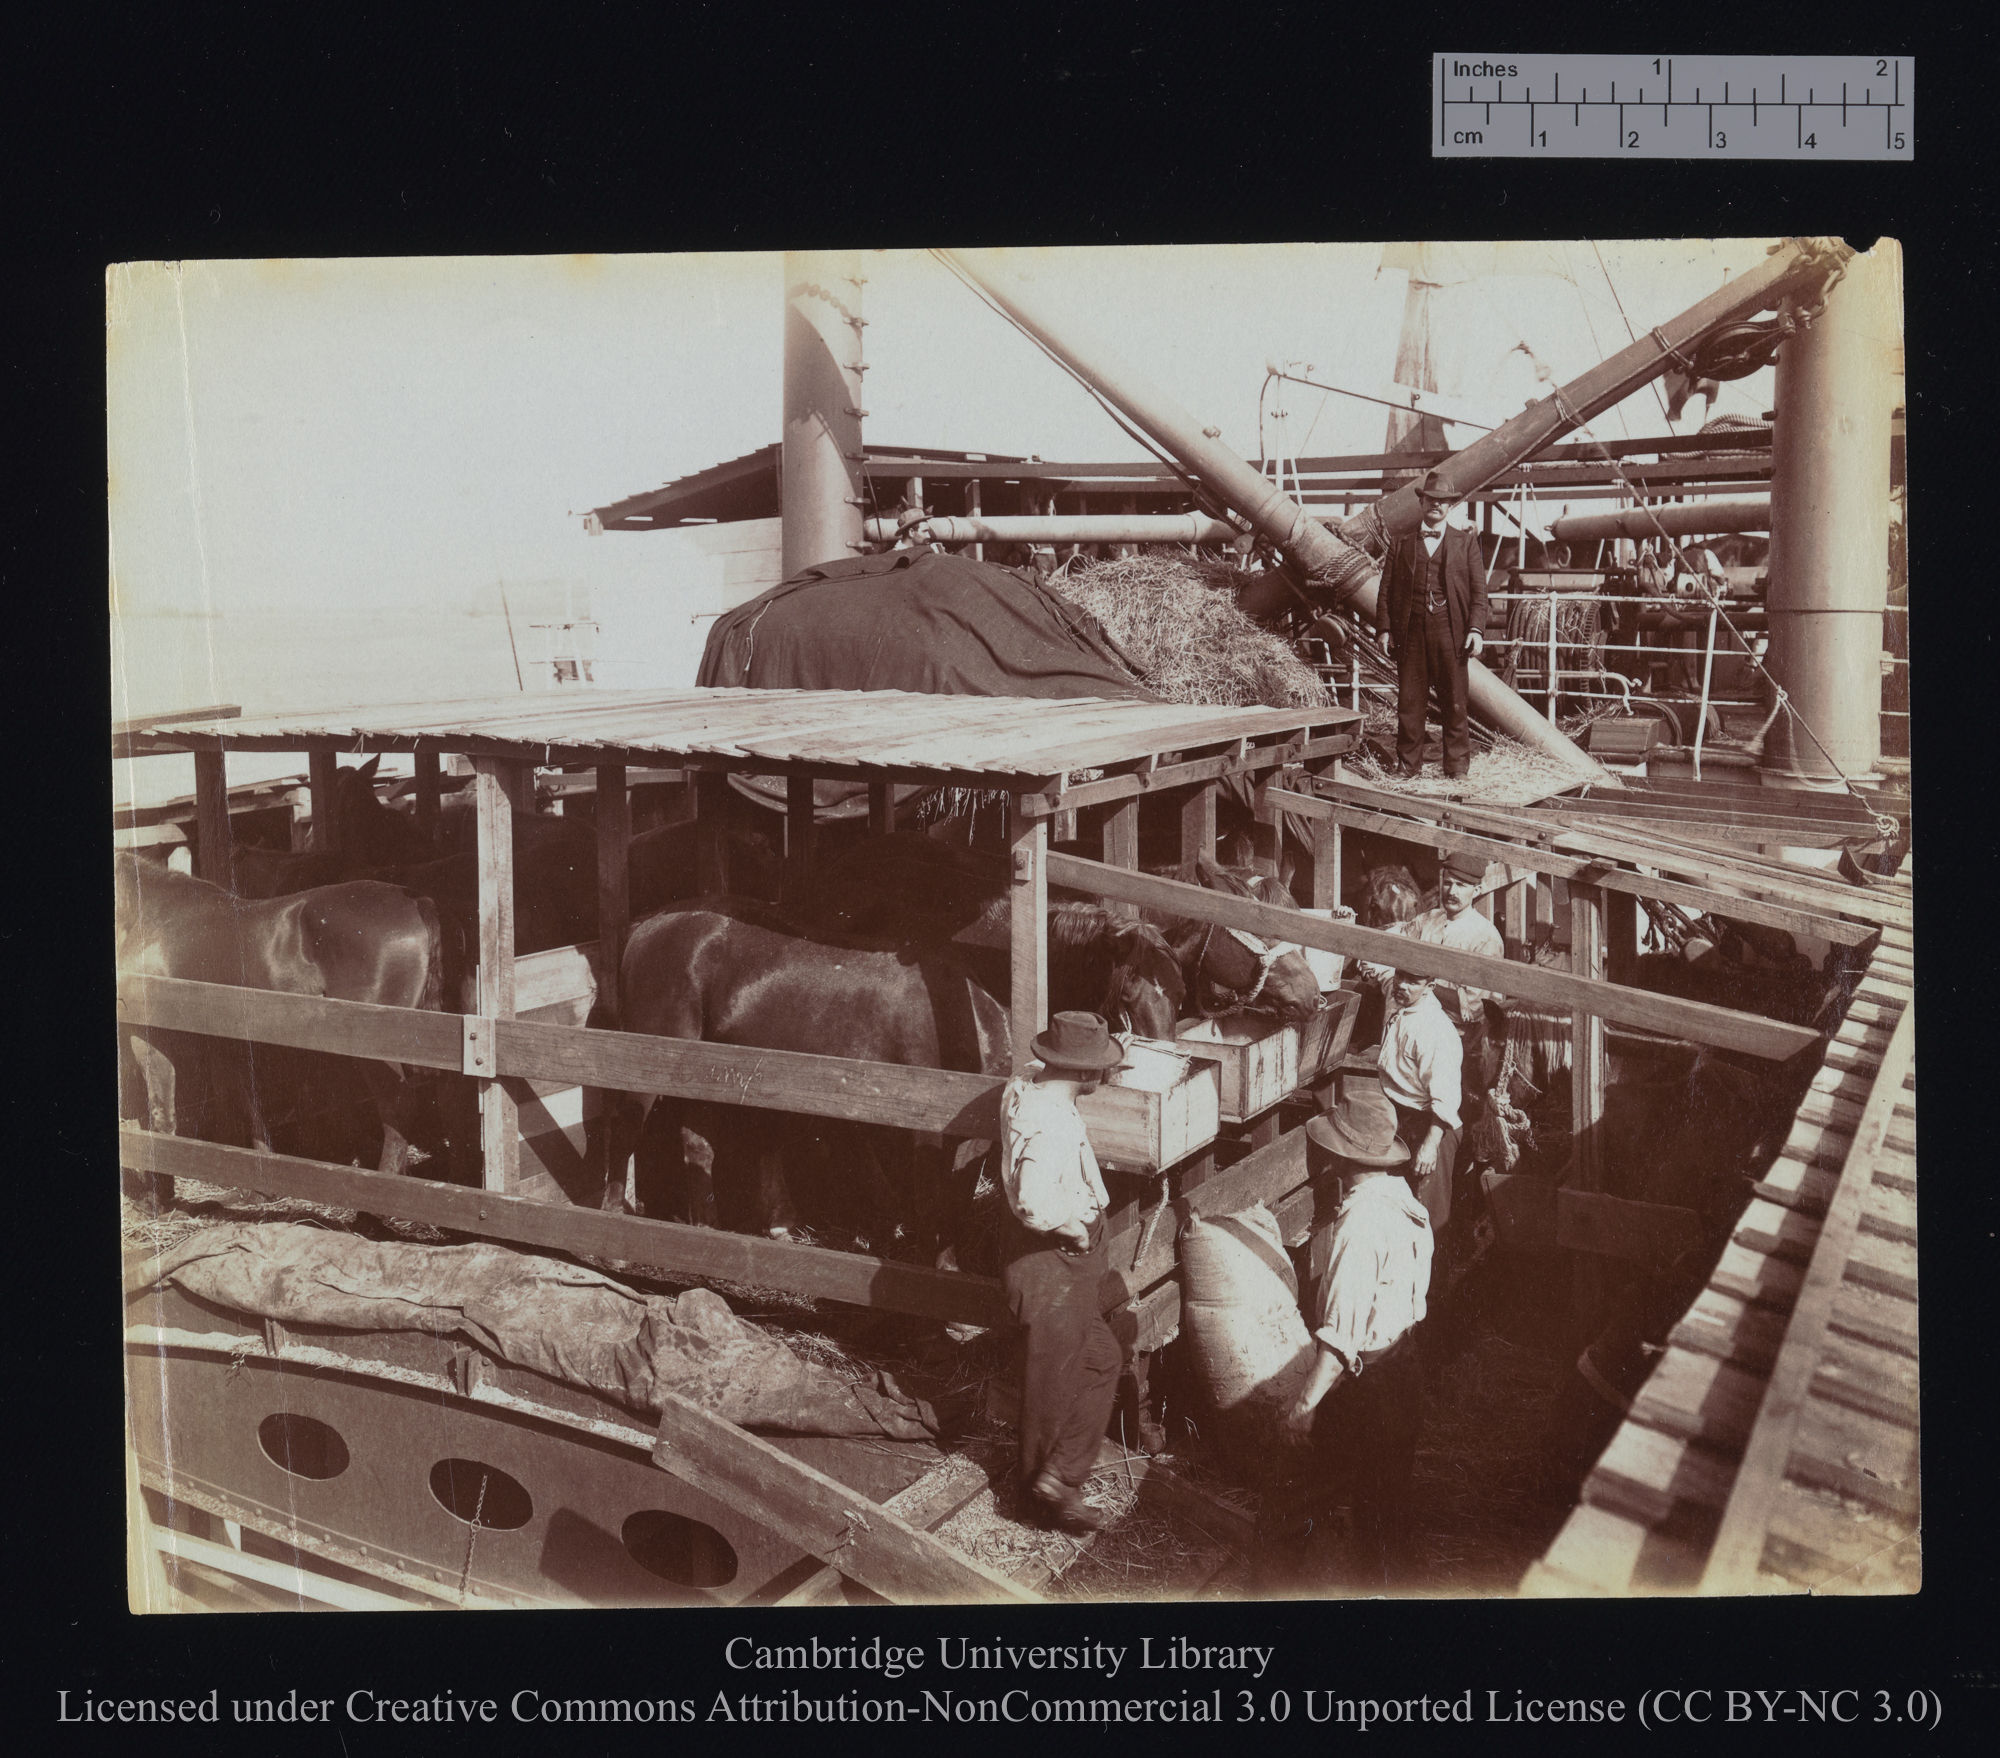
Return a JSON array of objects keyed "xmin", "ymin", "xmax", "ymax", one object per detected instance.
[{"xmin": 1051, "ymin": 554, "xmax": 1334, "ymax": 710}]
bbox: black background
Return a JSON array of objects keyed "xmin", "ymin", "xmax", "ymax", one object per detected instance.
[{"xmin": 14, "ymin": 6, "xmax": 1990, "ymax": 1749}]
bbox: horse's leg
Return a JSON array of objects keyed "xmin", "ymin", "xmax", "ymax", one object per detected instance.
[
  {"xmin": 358, "ymin": 1063, "xmax": 422, "ymax": 1177},
  {"xmin": 635, "ymin": 1097, "xmax": 708, "ymax": 1224},
  {"xmin": 751, "ymin": 1113, "xmax": 801, "ymax": 1241},
  {"xmin": 125, "ymin": 1033, "xmax": 179, "ymax": 1210}
]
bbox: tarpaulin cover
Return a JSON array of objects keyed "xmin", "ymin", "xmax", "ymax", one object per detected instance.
[
  {"xmin": 697, "ymin": 549, "xmax": 1162, "ymax": 703},
  {"xmin": 148, "ymin": 1223, "xmax": 935, "ymax": 1441}
]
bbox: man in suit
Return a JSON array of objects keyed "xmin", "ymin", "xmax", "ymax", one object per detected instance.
[{"xmin": 1380, "ymin": 471, "xmax": 1490, "ymax": 779}]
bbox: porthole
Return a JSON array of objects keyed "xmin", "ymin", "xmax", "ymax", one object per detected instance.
[
  {"xmin": 256, "ymin": 1412, "xmax": 350, "ymax": 1481},
  {"xmin": 621, "ymin": 1510, "xmax": 738, "ymax": 1588},
  {"xmin": 427, "ymin": 1458, "xmax": 533, "ymax": 1531}
]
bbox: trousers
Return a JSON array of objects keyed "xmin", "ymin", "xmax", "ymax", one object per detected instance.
[
  {"xmin": 1396, "ymin": 601, "xmax": 1472, "ymax": 775},
  {"xmin": 1001, "ymin": 1213, "xmax": 1123, "ymax": 1489},
  {"xmin": 1309, "ymin": 1329, "xmax": 1424, "ymax": 1587},
  {"xmin": 1391, "ymin": 1099, "xmax": 1459, "ymax": 1234}
]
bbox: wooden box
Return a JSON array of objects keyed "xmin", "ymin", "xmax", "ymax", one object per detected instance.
[
  {"xmin": 1069, "ymin": 1037, "xmax": 1221, "ymax": 1175},
  {"xmin": 1172, "ymin": 1016, "xmax": 1299, "ymax": 1125},
  {"xmin": 1296, "ymin": 986, "xmax": 1362, "ymax": 1089}
]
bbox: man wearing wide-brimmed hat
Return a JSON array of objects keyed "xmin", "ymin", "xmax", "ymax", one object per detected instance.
[
  {"xmin": 1282, "ymin": 1093, "xmax": 1434, "ymax": 1587},
  {"xmin": 1380, "ymin": 470, "xmax": 1490, "ymax": 779},
  {"xmin": 997, "ymin": 1012, "xmax": 1128, "ymax": 1534}
]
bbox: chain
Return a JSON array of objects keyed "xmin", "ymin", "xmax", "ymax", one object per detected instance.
[{"xmin": 456, "ymin": 1468, "xmax": 490, "ymax": 1602}]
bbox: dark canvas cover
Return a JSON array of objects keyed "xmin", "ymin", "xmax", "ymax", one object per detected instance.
[{"xmin": 697, "ymin": 548, "xmax": 1161, "ymax": 702}]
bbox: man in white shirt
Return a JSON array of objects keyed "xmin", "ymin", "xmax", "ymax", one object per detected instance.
[
  {"xmin": 1375, "ymin": 970, "xmax": 1463, "ymax": 1234},
  {"xmin": 1360, "ymin": 850, "xmax": 1507, "ymax": 1033},
  {"xmin": 998, "ymin": 1011, "xmax": 1127, "ymax": 1535},
  {"xmin": 1281, "ymin": 1095, "xmax": 1434, "ymax": 1587}
]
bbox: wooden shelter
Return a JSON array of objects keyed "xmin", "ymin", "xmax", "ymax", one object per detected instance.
[{"xmin": 117, "ymin": 683, "xmax": 1915, "ymax": 1603}]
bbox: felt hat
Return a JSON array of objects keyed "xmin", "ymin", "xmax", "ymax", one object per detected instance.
[
  {"xmin": 1440, "ymin": 850, "xmax": 1487, "ymax": 884},
  {"xmin": 1032, "ymin": 1011, "xmax": 1127, "ymax": 1072},
  {"xmin": 1417, "ymin": 469, "xmax": 1459, "ymax": 503},
  {"xmin": 1306, "ymin": 1096, "xmax": 1411, "ymax": 1169}
]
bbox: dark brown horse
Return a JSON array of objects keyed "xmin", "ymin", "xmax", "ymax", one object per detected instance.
[
  {"xmin": 115, "ymin": 854, "xmax": 451, "ymax": 1185},
  {"xmin": 331, "ymin": 756, "xmax": 438, "ymax": 866},
  {"xmin": 612, "ymin": 902, "xmax": 1012, "ymax": 1255},
  {"xmin": 1140, "ymin": 859, "xmax": 1321, "ymax": 1024}
]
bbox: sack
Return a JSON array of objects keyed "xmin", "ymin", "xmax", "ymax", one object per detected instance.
[{"xmin": 1178, "ymin": 1205, "xmax": 1317, "ymax": 1483}]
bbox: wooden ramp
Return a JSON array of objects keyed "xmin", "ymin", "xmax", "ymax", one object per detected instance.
[{"xmin": 1523, "ymin": 897, "xmax": 1917, "ymax": 1596}]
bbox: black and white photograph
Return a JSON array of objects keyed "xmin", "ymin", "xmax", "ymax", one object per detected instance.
[{"xmin": 111, "ymin": 237, "xmax": 1914, "ymax": 1613}]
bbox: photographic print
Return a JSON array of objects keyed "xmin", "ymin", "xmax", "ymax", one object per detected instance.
[{"xmin": 112, "ymin": 239, "xmax": 1911, "ymax": 1612}]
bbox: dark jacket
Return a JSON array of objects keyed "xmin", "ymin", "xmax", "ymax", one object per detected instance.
[{"xmin": 1381, "ymin": 525, "xmax": 1490, "ymax": 657}]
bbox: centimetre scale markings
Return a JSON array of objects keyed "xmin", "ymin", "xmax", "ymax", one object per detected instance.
[{"xmin": 1433, "ymin": 55, "xmax": 1912, "ymax": 159}]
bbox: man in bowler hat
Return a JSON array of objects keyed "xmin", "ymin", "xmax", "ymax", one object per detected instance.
[
  {"xmin": 998, "ymin": 1011, "xmax": 1127, "ymax": 1534},
  {"xmin": 1380, "ymin": 470, "xmax": 1491, "ymax": 779},
  {"xmin": 1283, "ymin": 1094, "xmax": 1435, "ymax": 1586}
]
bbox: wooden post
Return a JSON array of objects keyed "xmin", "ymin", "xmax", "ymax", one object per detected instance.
[
  {"xmin": 694, "ymin": 769, "xmax": 732, "ymax": 894},
  {"xmin": 413, "ymin": 746, "xmax": 441, "ymax": 845},
  {"xmin": 1102, "ymin": 798, "xmax": 1139, "ymax": 916},
  {"xmin": 193, "ymin": 749, "xmax": 231, "ymax": 886},
  {"xmin": 1180, "ymin": 780, "xmax": 1217, "ymax": 869},
  {"xmin": 1252, "ymin": 777, "xmax": 1282, "ymax": 876},
  {"xmin": 474, "ymin": 758, "xmax": 520, "ymax": 1194},
  {"xmin": 596, "ymin": 762, "xmax": 630, "ymax": 1018},
  {"xmin": 785, "ymin": 775, "xmax": 817, "ymax": 905},
  {"xmin": 867, "ymin": 781, "xmax": 894, "ymax": 837},
  {"xmin": 1604, "ymin": 889, "xmax": 1639, "ymax": 987},
  {"xmin": 308, "ymin": 746, "xmax": 339, "ymax": 853},
  {"xmin": 1569, "ymin": 881, "xmax": 1607, "ymax": 1183},
  {"xmin": 1310, "ymin": 759, "xmax": 1342, "ymax": 910},
  {"xmin": 1008, "ymin": 804, "xmax": 1049, "ymax": 1075},
  {"xmin": 1503, "ymin": 878, "xmax": 1529, "ymax": 956},
  {"xmin": 967, "ymin": 478, "xmax": 983, "ymax": 563}
]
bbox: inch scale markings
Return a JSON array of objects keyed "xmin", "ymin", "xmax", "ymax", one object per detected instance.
[{"xmin": 1434, "ymin": 54, "xmax": 1911, "ymax": 159}]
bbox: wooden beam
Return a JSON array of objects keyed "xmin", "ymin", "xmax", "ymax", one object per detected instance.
[
  {"xmin": 1698, "ymin": 1001, "xmax": 1919, "ymax": 1595},
  {"xmin": 694, "ymin": 769, "xmax": 732, "ymax": 893},
  {"xmin": 1309, "ymin": 760, "xmax": 1343, "ymax": 909},
  {"xmin": 784, "ymin": 774, "xmax": 817, "ymax": 906},
  {"xmin": 308, "ymin": 746, "xmax": 339, "ymax": 853},
  {"xmin": 112, "ymin": 703, "xmax": 242, "ymax": 738},
  {"xmin": 1102, "ymin": 797, "xmax": 1139, "ymax": 917},
  {"xmin": 474, "ymin": 757, "xmax": 520, "ymax": 1194},
  {"xmin": 1605, "ymin": 888, "xmax": 1639, "ymax": 986},
  {"xmin": 116, "ymin": 976, "xmax": 464, "ymax": 1069},
  {"xmin": 413, "ymin": 746, "xmax": 441, "ymax": 844},
  {"xmin": 1180, "ymin": 780, "xmax": 1217, "ymax": 868},
  {"xmin": 867, "ymin": 781, "xmax": 894, "ymax": 837},
  {"xmin": 1571, "ymin": 881, "xmax": 1608, "ymax": 1188},
  {"xmin": 1045, "ymin": 852, "xmax": 1820, "ymax": 1060},
  {"xmin": 595, "ymin": 762, "xmax": 629, "ymax": 1022},
  {"xmin": 118, "ymin": 1130, "xmax": 1014, "ymax": 1328},
  {"xmin": 1009, "ymin": 808, "xmax": 1048, "ymax": 1075},
  {"xmin": 1252, "ymin": 777, "xmax": 1282, "ymax": 873},
  {"xmin": 650, "ymin": 1393, "xmax": 1038, "ymax": 1604},
  {"xmin": 1272, "ymin": 786, "xmax": 1876, "ymax": 944},
  {"xmin": 193, "ymin": 749, "xmax": 231, "ymax": 887},
  {"xmin": 1016, "ymin": 732, "xmax": 1355, "ymax": 816}
]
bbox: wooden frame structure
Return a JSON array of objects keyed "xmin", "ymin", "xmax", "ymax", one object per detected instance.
[{"xmin": 117, "ymin": 684, "xmax": 1912, "ymax": 1601}]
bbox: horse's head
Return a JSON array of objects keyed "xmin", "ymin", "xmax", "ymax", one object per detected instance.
[
  {"xmin": 1359, "ymin": 864, "xmax": 1422, "ymax": 929},
  {"xmin": 1189, "ymin": 923, "xmax": 1320, "ymax": 1025},
  {"xmin": 1099, "ymin": 920, "xmax": 1186, "ymax": 1040},
  {"xmin": 334, "ymin": 758, "xmax": 435, "ymax": 867}
]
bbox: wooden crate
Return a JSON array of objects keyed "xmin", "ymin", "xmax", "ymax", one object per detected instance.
[
  {"xmin": 1296, "ymin": 986, "xmax": 1362, "ymax": 1090},
  {"xmin": 1072, "ymin": 1037, "xmax": 1221, "ymax": 1175},
  {"xmin": 1172, "ymin": 1016, "xmax": 1299, "ymax": 1125}
]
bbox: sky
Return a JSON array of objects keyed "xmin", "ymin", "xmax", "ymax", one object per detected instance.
[{"xmin": 108, "ymin": 239, "xmax": 1797, "ymax": 806}]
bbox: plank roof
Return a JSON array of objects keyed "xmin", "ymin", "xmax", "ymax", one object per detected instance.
[{"xmin": 115, "ymin": 686, "xmax": 1359, "ymax": 787}]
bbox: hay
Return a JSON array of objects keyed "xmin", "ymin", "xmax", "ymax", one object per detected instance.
[
  {"xmin": 1343, "ymin": 735, "xmax": 1580, "ymax": 808},
  {"xmin": 1052, "ymin": 554, "xmax": 1336, "ymax": 710}
]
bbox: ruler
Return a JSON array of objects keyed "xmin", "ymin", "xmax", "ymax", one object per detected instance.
[{"xmin": 1433, "ymin": 54, "xmax": 1912, "ymax": 159}]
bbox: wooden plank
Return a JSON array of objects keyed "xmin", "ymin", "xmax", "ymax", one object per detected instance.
[
  {"xmin": 1180, "ymin": 781, "xmax": 1217, "ymax": 868},
  {"xmin": 1044, "ymin": 853, "xmax": 1819, "ymax": 1060},
  {"xmin": 1760, "ymin": 1481, "xmax": 1919, "ymax": 1594},
  {"xmin": 1103, "ymin": 797, "xmax": 1140, "ymax": 918},
  {"xmin": 1586, "ymin": 1423, "xmax": 1738, "ymax": 1523},
  {"xmin": 116, "ymin": 975, "xmax": 463, "ymax": 1069},
  {"xmin": 113, "ymin": 702, "xmax": 243, "ymax": 737},
  {"xmin": 1557, "ymin": 1189, "xmax": 1705, "ymax": 1265},
  {"xmin": 1698, "ymin": 1001, "xmax": 1918, "ymax": 1594},
  {"xmin": 1009, "ymin": 810, "xmax": 1048, "ymax": 1076},
  {"xmin": 192, "ymin": 749, "xmax": 232, "ymax": 886},
  {"xmin": 308, "ymin": 746, "xmax": 340, "ymax": 853},
  {"xmin": 595, "ymin": 763, "xmax": 629, "ymax": 1021},
  {"xmin": 1671, "ymin": 1286, "xmax": 1789, "ymax": 1377},
  {"xmin": 1026, "ymin": 733, "xmax": 1354, "ymax": 816},
  {"xmin": 474, "ymin": 758, "xmax": 521, "ymax": 1194},
  {"xmin": 1629, "ymin": 1349, "xmax": 1766, "ymax": 1454},
  {"xmin": 649, "ymin": 1393, "xmax": 1039, "ymax": 1605},
  {"xmin": 1570, "ymin": 881, "xmax": 1608, "ymax": 1191},
  {"xmin": 119, "ymin": 1129, "xmax": 1016, "ymax": 1327}
]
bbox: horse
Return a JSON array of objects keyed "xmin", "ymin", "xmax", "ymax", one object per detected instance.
[
  {"xmin": 115, "ymin": 855, "xmax": 455, "ymax": 1200},
  {"xmin": 1138, "ymin": 859, "xmax": 1321, "ymax": 1025},
  {"xmin": 331, "ymin": 756, "xmax": 438, "ymax": 867},
  {"xmin": 612, "ymin": 903, "xmax": 1013, "ymax": 1257}
]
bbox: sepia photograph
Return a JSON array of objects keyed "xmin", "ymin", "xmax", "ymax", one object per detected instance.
[{"xmin": 112, "ymin": 237, "xmax": 1912, "ymax": 1613}]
